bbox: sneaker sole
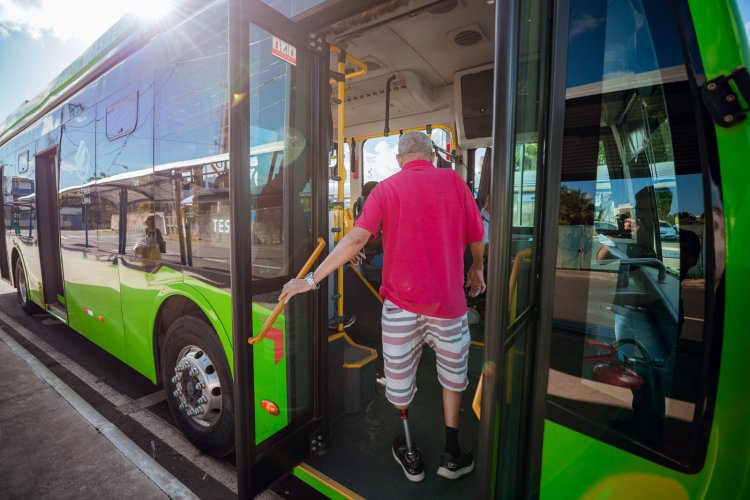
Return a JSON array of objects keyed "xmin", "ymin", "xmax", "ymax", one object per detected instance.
[
  {"xmin": 436, "ymin": 462, "xmax": 474, "ymax": 479},
  {"xmin": 392, "ymin": 448, "xmax": 425, "ymax": 482}
]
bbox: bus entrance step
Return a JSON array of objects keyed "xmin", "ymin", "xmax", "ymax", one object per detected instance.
[
  {"xmin": 47, "ymin": 303, "xmax": 67, "ymax": 322},
  {"xmin": 328, "ymin": 334, "xmax": 376, "ymax": 420}
]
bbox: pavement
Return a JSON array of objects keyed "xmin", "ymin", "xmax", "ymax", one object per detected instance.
[{"xmin": 0, "ymin": 281, "xmax": 198, "ymax": 499}]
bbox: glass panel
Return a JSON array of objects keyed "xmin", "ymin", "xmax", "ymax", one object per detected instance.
[
  {"xmin": 362, "ymin": 128, "xmax": 453, "ymax": 183},
  {"xmin": 60, "ymin": 105, "xmax": 97, "ymax": 251},
  {"xmin": 505, "ymin": 0, "xmax": 546, "ymax": 325},
  {"xmin": 153, "ymin": 159, "xmax": 231, "ymax": 270},
  {"xmin": 547, "ymin": 0, "xmax": 710, "ymax": 469},
  {"xmin": 248, "ymin": 23, "xmax": 313, "ymax": 445},
  {"xmin": 498, "ymin": 327, "xmax": 534, "ymax": 498},
  {"xmin": 154, "ymin": 3, "xmax": 228, "ymax": 166},
  {"xmin": 260, "ymin": 0, "xmax": 329, "ymax": 19},
  {"xmin": 473, "ymin": 147, "xmax": 487, "ymax": 198}
]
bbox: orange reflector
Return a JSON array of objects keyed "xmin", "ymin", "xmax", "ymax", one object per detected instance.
[
  {"xmin": 97, "ymin": 316, "xmax": 104, "ymax": 322},
  {"xmin": 261, "ymin": 400, "xmax": 280, "ymax": 416}
]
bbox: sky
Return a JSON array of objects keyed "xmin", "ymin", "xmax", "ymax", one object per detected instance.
[
  {"xmin": 0, "ymin": 0, "xmax": 172, "ymax": 121},
  {"xmin": 0, "ymin": 0, "xmax": 749, "ymax": 123}
]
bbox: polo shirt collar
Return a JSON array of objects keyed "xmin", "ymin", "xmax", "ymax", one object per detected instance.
[{"xmin": 402, "ymin": 159, "xmax": 434, "ymax": 170}]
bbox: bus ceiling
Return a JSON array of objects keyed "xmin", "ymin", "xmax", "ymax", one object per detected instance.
[{"xmin": 325, "ymin": 0, "xmax": 496, "ymax": 145}]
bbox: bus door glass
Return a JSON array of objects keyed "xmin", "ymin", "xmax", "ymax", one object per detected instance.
[
  {"xmin": 480, "ymin": 0, "xmax": 551, "ymax": 496},
  {"xmin": 233, "ymin": 5, "xmax": 327, "ymax": 493},
  {"xmin": 541, "ymin": 0, "xmax": 716, "ymax": 495},
  {"xmin": 0, "ymin": 164, "xmax": 9, "ymax": 281}
]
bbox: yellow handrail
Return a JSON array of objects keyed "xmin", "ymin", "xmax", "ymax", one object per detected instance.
[
  {"xmin": 248, "ymin": 237, "xmax": 326, "ymax": 345},
  {"xmin": 328, "ymin": 332, "xmax": 379, "ymax": 369},
  {"xmin": 472, "ymin": 248, "xmax": 533, "ymax": 419},
  {"xmin": 329, "ymin": 45, "xmax": 368, "ymax": 84}
]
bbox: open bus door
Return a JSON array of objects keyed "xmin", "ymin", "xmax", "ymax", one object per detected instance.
[
  {"xmin": 0, "ymin": 164, "xmax": 9, "ymax": 282},
  {"xmin": 228, "ymin": 1, "xmax": 346, "ymax": 496},
  {"xmin": 472, "ymin": 0, "xmax": 565, "ymax": 496}
]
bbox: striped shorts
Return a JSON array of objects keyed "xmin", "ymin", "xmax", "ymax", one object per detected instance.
[{"xmin": 381, "ymin": 299, "xmax": 470, "ymax": 407}]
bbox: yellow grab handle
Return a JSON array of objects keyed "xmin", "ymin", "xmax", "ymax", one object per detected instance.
[
  {"xmin": 472, "ymin": 373, "xmax": 483, "ymax": 419},
  {"xmin": 248, "ymin": 237, "xmax": 326, "ymax": 345}
]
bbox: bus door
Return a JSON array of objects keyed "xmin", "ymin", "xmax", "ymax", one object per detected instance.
[
  {"xmin": 0, "ymin": 164, "xmax": 9, "ymax": 281},
  {"xmin": 474, "ymin": 0, "xmax": 556, "ymax": 497},
  {"xmin": 229, "ymin": 1, "xmax": 334, "ymax": 496},
  {"xmin": 35, "ymin": 146, "xmax": 66, "ymax": 315}
]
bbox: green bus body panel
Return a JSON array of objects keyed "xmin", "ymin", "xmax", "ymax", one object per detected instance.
[
  {"xmin": 293, "ymin": 466, "xmax": 350, "ymax": 500},
  {"xmin": 684, "ymin": 0, "xmax": 750, "ymax": 495},
  {"xmin": 14, "ymin": 230, "xmax": 293, "ymax": 444},
  {"xmin": 540, "ymin": 1, "xmax": 750, "ymax": 498},
  {"xmin": 61, "ymin": 247, "xmax": 127, "ymax": 360},
  {"xmin": 541, "ymin": 420, "xmax": 717, "ymax": 498},
  {"xmin": 119, "ymin": 265, "xmax": 191, "ymax": 382},
  {"xmin": 13, "ymin": 243, "xmax": 44, "ymax": 309},
  {"xmin": 180, "ymin": 275, "xmax": 291, "ymax": 442}
]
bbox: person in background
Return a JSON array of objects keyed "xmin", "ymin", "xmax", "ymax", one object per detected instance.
[{"xmin": 280, "ymin": 131, "xmax": 485, "ymax": 483}]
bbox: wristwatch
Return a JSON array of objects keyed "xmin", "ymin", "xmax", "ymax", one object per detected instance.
[{"xmin": 304, "ymin": 271, "xmax": 319, "ymax": 290}]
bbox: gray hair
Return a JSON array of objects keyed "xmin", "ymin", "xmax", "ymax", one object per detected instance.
[{"xmin": 398, "ymin": 131, "xmax": 433, "ymax": 159}]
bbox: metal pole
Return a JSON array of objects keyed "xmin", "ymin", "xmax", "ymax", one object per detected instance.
[{"xmin": 228, "ymin": 0, "xmax": 253, "ymax": 497}]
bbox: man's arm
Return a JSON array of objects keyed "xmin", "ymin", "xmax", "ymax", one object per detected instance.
[
  {"xmin": 465, "ymin": 240, "xmax": 486, "ymax": 297},
  {"xmin": 280, "ymin": 227, "xmax": 372, "ymax": 303}
]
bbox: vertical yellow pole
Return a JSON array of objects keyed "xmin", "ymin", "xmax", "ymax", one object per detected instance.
[{"xmin": 336, "ymin": 51, "xmax": 346, "ymax": 332}]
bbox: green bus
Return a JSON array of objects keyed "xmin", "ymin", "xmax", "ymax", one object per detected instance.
[{"xmin": 1, "ymin": 0, "xmax": 748, "ymax": 497}]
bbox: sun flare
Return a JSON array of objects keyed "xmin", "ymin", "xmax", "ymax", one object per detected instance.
[{"xmin": 128, "ymin": 0, "xmax": 173, "ymax": 20}]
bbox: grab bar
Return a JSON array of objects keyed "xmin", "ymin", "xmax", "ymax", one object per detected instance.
[
  {"xmin": 618, "ymin": 257, "xmax": 667, "ymax": 283},
  {"xmin": 248, "ymin": 237, "xmax": 326, "ymax": 345}
]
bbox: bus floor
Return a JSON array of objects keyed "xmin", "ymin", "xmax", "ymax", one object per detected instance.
[{"xmin": 304, "ymin": 349, "xmax": 481, "ymax": 499}]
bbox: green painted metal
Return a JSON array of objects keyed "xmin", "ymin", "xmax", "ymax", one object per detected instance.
[
  {"xmin": 293, "ymin": 466, "xmax": 352, "ymax": 500},
  {"xmin": 539, "ymin": 1, "xmax": 750, "ymax": 498},
  {"xmin": 251, "ymin": 305, "xmax": 289, "ymax": 443}
]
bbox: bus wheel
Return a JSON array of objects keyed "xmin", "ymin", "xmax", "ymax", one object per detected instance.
[
  {"xmin": 161, "ymin": 316, "xmax": 235, "ymax": 457},
  {"xmin": 15, "ymin": 259, "xmax": 38, "ymax": 315}
]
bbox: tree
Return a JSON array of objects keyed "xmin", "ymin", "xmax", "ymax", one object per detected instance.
[{"xmin": 558, "ymin": 186, "xmax": 594, "ymax": 225}]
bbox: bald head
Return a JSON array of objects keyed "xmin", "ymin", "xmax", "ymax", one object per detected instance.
[{"xmin": 397, "ymin": 131, "xmax": 434, "ymax": 166}]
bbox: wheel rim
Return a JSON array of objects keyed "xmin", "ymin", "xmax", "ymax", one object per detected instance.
[
  {"xmin": 17, "ymin": 265, "xmax": 27, "ymax": 306},
  {"xmin": 169, "ymin": 345, "xmax": 223, "ymax": 428}
]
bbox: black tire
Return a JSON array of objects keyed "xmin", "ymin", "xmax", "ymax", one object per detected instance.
[
  {"xmin": 14, "ymin": 258, "xmax": 38, "ymax": 315},
  {"xmin": 161, "ymin": 316, "xmax": 235, "ymax": 457}
]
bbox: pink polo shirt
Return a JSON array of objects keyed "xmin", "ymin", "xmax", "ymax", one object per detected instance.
[{"xmin": 354, "ymin": 159, "xmax": 484, "ymax": 318}]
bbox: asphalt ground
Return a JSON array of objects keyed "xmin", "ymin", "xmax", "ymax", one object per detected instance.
[{"xmin": 0, "ymin": 280, "xmax": 242, "ymax": 499}]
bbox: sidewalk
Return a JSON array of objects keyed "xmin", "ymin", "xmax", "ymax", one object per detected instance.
[{"xmin": 0, "ymin": 289, "xmax": 197, "ymax": 499}]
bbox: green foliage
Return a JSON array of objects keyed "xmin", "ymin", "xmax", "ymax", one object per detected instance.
[{"xmin": 558, "ymin": 186, "xmax": 594, "ymax": 225}]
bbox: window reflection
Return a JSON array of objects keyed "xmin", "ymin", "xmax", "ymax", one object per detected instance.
[
  {"xmin": 548, "ymin": 0, "xmax": 712, "ymax": 469},
  {"xmin": 248, "ymin": 24, "xmax": 312, "ymax": 280}
]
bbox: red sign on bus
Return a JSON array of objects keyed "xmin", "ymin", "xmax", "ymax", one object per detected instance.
[{"xmin": 271, "ymin": 36, "xmax": 297, "ymax": 66}]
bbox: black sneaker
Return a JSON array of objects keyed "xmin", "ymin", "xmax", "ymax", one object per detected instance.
[
  {"xmin": 437, "ymin": 448, "xmax": 474, "ymax": 479},
  {"xmin": 328, "ymin": 315, "xmax": 356, "ymax": 330},
  {"xmin": 392, "ymin": 435, "xmax": 425, "ymax": 482}
]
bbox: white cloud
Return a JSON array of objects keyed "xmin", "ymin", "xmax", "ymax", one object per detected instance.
[
  {"xmin": 0, "ymin": 0, "xmax": 127, "ymax": 44},
  {"xmin": 569, "ymin": 14, "xmax": 604, "ymax": 40}
]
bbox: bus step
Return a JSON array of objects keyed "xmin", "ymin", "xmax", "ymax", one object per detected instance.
[{"xmin": 47, "ymin": 303, "xmax": 68, "ymax": 322}]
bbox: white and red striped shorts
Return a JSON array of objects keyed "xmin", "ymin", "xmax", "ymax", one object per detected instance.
[{"xmin": 381, "ymin": 299, "xmax": 470, "ymax": 406}]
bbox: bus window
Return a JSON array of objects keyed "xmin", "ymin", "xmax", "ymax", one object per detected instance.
[
  {"xmin": 60, "ymin": 100, "xmax": 97, "ymax": 251},
  {"xmin": 473, "ymin": 147, "xmax": 487, "ymax": 198},
  {"xmin": 260, "ymin": 0, "xmax": 328, "ymax": 18},
  {"xmin": 363, "ymin": 128, "xmax": 453, "ymax": 183},
  {"xmin": 154, "ymin": 4, "xmax": 227, "ymax": 166},
  {"xmin": 547, "ymin": 0, "xmax": 712, "ymax": 470}
]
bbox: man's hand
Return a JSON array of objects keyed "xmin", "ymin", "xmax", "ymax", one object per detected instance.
[
  {"xmin": 465, "ymin": 265, "xmax": 486, "ymax": 297},
  {"xmin": 349, "ymin": 251, "xmax": 366, "ymax": 265},
  {"xmin": 279, "ymin": 278, "xmax": 314, "ymax": 304}
]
